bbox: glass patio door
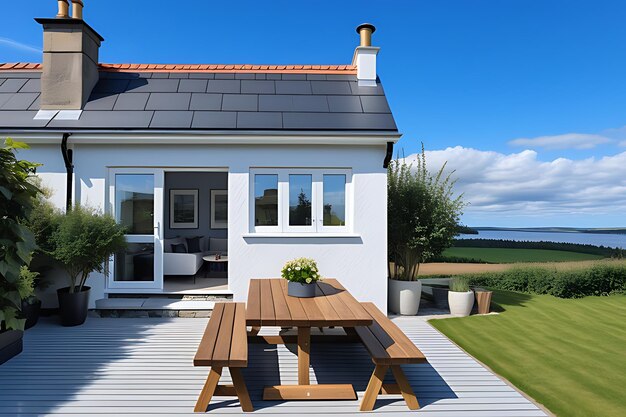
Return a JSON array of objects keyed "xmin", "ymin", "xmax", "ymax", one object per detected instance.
[{"xmin": 108, "ymin": 169, "xmax": 164, "ymax": 290}]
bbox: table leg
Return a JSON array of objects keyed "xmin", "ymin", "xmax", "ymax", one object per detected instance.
[
  {"xmin": 297, "ymin": 326, "xmax": 311, "ymax": 385},
  {"xmin": 262, "ymin": 325, "xmax": 356, "ymax": 401}
]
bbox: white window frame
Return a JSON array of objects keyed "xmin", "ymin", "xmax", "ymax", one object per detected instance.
[{"xmin": 250, "ymin": 168, "xmax": 352, "ymax": 234}]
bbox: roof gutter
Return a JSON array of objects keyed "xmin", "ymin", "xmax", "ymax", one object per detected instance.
[
  {"xmin": 60, "ymin": 133, "xmax": 73, "ymax": 211},
  {"xmin": 4, "ymin": 130, "xmax": 402, "ymax": 145}
]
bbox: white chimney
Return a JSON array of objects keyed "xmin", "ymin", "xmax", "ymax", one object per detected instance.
[{"xmin": 352, "ymin": 23, "xmax": 379, "ymax": 87}]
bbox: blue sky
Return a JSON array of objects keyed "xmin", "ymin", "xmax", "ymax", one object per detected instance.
[{"xmin": 3, "ymin": 1, "xmax": 626, "ymax": 227}]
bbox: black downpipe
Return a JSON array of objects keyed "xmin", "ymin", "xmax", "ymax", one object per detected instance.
[
  {"xmin": 383, "ymin": 141, "xmax": 394, "ymax": 168},
  {"xmin": 61, "ymin": 133, "xmax": 73, "ymax": 211}
]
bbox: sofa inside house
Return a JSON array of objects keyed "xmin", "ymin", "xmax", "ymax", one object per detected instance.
[{"xmin": 163, "ymin": 237, "xmax": 228, "ymax": 276}]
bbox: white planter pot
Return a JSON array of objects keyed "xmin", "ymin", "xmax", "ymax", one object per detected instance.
[
  {"xmin": 388, "ymin": 279, "xmax": 422, "ymax": 316},
  {"xmin": 448, "ymin": 291, "xmax": 474, "ymax": 317}
]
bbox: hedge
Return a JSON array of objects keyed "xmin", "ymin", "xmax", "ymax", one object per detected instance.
[{"xmin": 465, "ymin": 264, "xmax": 626, "ymax": 298}]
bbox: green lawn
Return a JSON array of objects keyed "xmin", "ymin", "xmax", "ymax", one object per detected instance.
[
  {"xmin": 430, "ymin": 291, "xmax": 626, "ymax": 417},
  {"xmin": 443, "ymin": 247, "xmax": 604, "ymax": 263}
]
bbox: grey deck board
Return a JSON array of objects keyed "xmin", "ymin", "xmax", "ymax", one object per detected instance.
[{"xmin": 0, "ymin": 317, "xmax": 548, "ymax": 416}]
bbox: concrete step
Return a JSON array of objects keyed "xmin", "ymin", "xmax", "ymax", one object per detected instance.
[
  {"xmin": 95, "ymin": 298, "xmax": 218, "ymax": 310},
  {"xmin": 94, "ymin": 295, "xmax": 232, "ymax": 318}
]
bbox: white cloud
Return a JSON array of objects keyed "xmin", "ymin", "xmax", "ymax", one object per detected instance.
[
  {"xmin": 0, "ymin": 37, "xmax": 41, "ymax": 54},
  {"xmin": 509, "ymin": 133, "xmax": 611, "ymax": 150},
  {"xmin": 401, "ymin": 147, "xmax": 626, "ymax": 225}
]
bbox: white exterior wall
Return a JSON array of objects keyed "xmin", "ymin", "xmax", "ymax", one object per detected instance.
[{"xmin": 20, "ymin": 141, "xmax": 389, "ymax": 312}]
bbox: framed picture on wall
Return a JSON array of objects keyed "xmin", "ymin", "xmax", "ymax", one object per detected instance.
[
  {"xmin": 211, "ymin": 189, "xmax": 228, "ymax": 229},
  {"xmin": 170, "ymin": 189, "xmax": 198, "ymax": 229}
]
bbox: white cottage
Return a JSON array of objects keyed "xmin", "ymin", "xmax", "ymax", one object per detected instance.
[{"xmin": 0, "ymin": 2, "xmax": 400, "ymax": 313}]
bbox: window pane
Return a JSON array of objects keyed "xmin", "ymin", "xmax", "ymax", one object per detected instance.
[
  {"xmin": 323, "ymin": 174, "xmax": 346, "ymax": 226},
  {"xmin": 254, "ymin": 174, "xmax": 278, "ymax": 226},
  {"xmin": 289, "ymin": 174, "xmax": 312, "ymax": 226},
  {"xmin": 116, "ymin": 174, "xmax": 154, "ymax": 234},
  {"xmin": 115, "ymin": 243, "xmax": 154, "ymax": 281}
]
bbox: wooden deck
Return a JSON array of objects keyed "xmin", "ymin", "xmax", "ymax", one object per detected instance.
[{"xmin": 0, "ymin": 316, "xmax": 549, "ymax": 416}]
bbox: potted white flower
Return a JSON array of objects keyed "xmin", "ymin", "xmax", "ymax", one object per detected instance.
[
  {"xmin": 281, "ymin": 258, "xmax": 321, "ymax": 298},
  {"xmin": 448, "ymin": 276, "xmax": 474, "ymax": 317}
]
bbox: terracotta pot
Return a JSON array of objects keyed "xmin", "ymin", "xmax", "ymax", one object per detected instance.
[
  {"xmin": 388, "ymin": 279, "xmax": 422, "ymax": 315},
  {"xmin": 57, "ymin": 286, "xmax": 91, "ymax": 327},
  {"xmin": 474, "ymin": 289, "xmax": 493, "ymax": 314},
  {"xmin": 287, "ymin": 281, "xmax": 316, "ymax": 298},
  {"xmin": 448, "ymin": 290, "xmax": 474, "ymax": 317}
]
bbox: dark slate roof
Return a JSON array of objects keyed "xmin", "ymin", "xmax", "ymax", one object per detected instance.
[{"xmin": 0, "ymin": 70, "xmax": 397, "ymax": 132}]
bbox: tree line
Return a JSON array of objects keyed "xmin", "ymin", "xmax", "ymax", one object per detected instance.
[{"xmin": 452, "ymin": 238, "xmax": 624, "ymax": 258}]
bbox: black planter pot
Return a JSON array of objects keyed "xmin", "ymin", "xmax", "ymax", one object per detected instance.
[
  {"xmin": 21, "ymin": 299, "xmax": 42, "ymax": 330},
  {"xmin": 57, "ymin": 286, "xmax": 91, "ymax": 327},
  {"xmin": 431, "ymin": 286, "xmax": 450, "ymax": 309},
  {"xmin": 0, "ymin": 330, "xmax": 23, "ymax": 365}
]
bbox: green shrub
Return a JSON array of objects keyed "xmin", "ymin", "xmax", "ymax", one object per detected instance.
[
  {"xmin": 0, "ymin": 138, "xmax": 41, "ymax": 331},
  {"xmin": 23, "ymin": 177, "xmax": 58, "ymax": 255},
  {"xmin": 17, "ymin": 266, "xmax": 37, "ymax": 300},
  {"xmin": 388, "ymin": 146, "xmax": 466, "ymax": 280},
  {"xmin": 431, "ymin": 255, "xmax": 490, "ymax": 264},
  {"xmin": 465, "ymin": 264, "xmax": 626, "ymax": 298},
  {"xmin": 50, "ymin": 205, "xmax": 127, "ymax": 293},
  {"xmin": 450, "ymin": 276, "xmax": 470, "ymax": 292}
]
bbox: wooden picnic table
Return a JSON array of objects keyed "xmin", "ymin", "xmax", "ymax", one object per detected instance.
[{"xmin": 246, "ymin": 278, "xmax": 373, "ymax": 400}]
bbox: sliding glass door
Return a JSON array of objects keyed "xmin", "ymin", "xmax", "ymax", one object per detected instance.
[{"xmin": 108, "ymin": 169, "xmax": 164, "ymax": 290}]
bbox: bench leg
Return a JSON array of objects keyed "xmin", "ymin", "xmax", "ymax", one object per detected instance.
[
  {"xmin": 360, "ymin": 364, "xmax": 388, "ymax": 411},
  {"xmin": 391, "ymin": 365, "xmax": 420, "ymax": 410},
  {"xmin": 194, "ymin": 367, "xmax": 222, "ymax": 412},
  {"xmin": 230, "ymin": 367, "xmax": 254, "ymax": 412}
]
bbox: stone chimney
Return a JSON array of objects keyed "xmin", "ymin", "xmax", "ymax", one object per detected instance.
[
  {"xmin": 35, "ymin": 0, "xmax": 103, "ymax": 109},
  {"xmin": 352, "ymin": 23, "xmax": 379, "ymax": 87}
]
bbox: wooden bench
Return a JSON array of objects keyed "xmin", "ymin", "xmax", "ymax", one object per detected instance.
[
  {"xmin": 354, "ymin": 302, "xmax": 427, "ymax": 411},
  {"xmin": 193, "ymin": 302, "xmax": 253, "ymax": 412}
]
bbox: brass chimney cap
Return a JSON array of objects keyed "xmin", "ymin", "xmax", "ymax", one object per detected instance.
[
  {"xmin": 356, "ymin": 23, "xmax": 376, "ymax": 34},
  {"xmin": 56, "ymin": 0, "xmax": 70, "ymax": 18}
]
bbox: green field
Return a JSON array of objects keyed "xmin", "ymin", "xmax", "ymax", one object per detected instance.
[
  {"xmin": 430, "ymin": 291, "xmax": 626, "ymax": 417},
  {"xmin": 442, "ymin": 247, "xmax": 604, "ymax": 263}
]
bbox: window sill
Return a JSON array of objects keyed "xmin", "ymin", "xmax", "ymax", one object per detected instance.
[{"xmin": 242, "ymin": 233, "xmax": 362, "ymax": 239}]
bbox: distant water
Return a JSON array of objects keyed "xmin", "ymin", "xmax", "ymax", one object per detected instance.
[{"xmin": 457, "ymin": 230, "xmax": 626, "ymax": 249}]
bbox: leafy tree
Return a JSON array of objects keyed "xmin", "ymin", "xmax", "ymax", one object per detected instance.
[
  {"xmin": 0, "ymin": 138, "xmax": 41, "ymax": 330},
  {"xmin": 388, "ymin": 145, "xmax": 466, "ymax": 280},
  {"xmin": 49, "ymin": 205, "xmax": 127, "ymax": 293}
]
